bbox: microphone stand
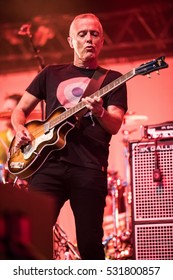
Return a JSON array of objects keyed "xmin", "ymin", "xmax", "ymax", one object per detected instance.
[{"xmin": 18, "ymin": 24, "xmax": 45, "ymax": 120}]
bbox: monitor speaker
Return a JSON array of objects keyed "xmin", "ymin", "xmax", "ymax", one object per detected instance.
[{"xmin": 0, "ymin": 184, "xmax": 55, "ymax": 259}]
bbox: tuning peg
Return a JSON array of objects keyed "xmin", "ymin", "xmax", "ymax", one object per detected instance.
[{"xmin": 147, "ymin": 73, "xmax": 151, "ymax": 78}]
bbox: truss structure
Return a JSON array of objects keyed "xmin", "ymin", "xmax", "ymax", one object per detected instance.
[{"xmin": 0, "ymin": 2, "xmax": 172, "ymax": 73}]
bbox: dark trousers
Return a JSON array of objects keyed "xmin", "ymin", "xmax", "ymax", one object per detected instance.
[{"xmin": 28, "ymin": 159, "xmax": 108, "ymax": 260}]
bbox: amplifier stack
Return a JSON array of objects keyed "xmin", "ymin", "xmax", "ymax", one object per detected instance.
[{"xmin": 129, "ymin": 130, "xmax": 173, "ymax": 259}]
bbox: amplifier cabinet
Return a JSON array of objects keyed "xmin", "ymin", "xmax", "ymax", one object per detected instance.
[
  {"xmin": 130, "ymin": 138, "xmax": 173, "ymax": 222},
  {"xmin": 134, "ymin": 223, "xmax": 173, "ymax": 259},
  {"xmin": 129, "ymin": 138, "xmax": 173, "ymax": 259}
]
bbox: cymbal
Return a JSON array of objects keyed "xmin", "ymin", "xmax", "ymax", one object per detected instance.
[
  {"xmin": 0, "ymin": 110, "xmax": 42, "ymax": 120},
  {"xmin": 124, "ymin": 111, "xmax": 148, "ymax": 125},
  {"xmin": 0, "ymin": 111, "xmax": 11, "ymax": 120}
]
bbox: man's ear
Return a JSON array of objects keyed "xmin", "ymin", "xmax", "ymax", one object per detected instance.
[{"xmin": 67, "ymin": 36, "xmax": 74, "ymax": 48}]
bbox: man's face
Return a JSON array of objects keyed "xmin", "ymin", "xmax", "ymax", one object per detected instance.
[{"xmin": 68, "ymin": 18, "xmax": 104, "ymax": 62}]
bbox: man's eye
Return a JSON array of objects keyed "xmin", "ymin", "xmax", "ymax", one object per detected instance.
[
  {"xmin": 78, "ymin": 31, "xmax": 99, "ymax": 37},
  {"xmin": 91, "ymin": 31, "xmax": 99, "ymax": 37},
  {"xmin": 78, "ymin": 32, "xmax": 86, "ymax": 37}
]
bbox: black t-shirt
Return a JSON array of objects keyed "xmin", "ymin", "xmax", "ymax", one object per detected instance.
[{"xmin": 26, "ymin": 64, "xmax": 128, "ymax": 170}]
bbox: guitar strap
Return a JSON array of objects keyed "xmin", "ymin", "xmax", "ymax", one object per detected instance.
[
  {"xmin": 81, "ymin": 67, "xmax": 109, "ymax": 99},
  {"xmin": 76, "ymin": 67, "xmax": 109, "ymax": 119}
]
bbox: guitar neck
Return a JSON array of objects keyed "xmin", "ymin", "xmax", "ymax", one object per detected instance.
[
  {"xmin": 49, "ymin": 69, "xmax": 136, "ymax": 129},
  {"xmin": 91, "ymin": 69, "xmax": 135, "ymax": 99}
]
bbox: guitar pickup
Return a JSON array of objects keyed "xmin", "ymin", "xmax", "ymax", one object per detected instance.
[{"xmin": 44, "ymin": 122, "xmax": 50, "ymax": 134}]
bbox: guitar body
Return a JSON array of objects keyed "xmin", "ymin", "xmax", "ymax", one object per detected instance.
[{"xmin": 8, "ymin": 107, "xmax": 76, "ymax": 179}]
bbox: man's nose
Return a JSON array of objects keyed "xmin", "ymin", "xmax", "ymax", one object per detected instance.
[{"xmin": 86, "ymin": 32, "xmax": 92, "ymax": 41}]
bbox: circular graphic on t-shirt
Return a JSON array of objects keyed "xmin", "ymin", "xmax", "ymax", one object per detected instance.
[{"xmin": 56, "ymin": 77, "xmax": 90, "ymax": 108}]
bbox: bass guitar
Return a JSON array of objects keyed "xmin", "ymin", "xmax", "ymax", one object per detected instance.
[{"xmin": 7, "ymin": 56, "xmax": 168, "ymax": 179}]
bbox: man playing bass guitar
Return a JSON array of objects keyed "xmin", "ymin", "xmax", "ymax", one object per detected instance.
[{"xmin": 9, "ymin": 13, "xmax": 128, "ymax": 260}]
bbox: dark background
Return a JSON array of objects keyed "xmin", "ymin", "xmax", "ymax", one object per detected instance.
[
  {"xmin": 0, "ymin": 0, "xmax": 172, "ymax": 73},
  {"xmin": 0, "ymin": 0, "xmax": 163, "ymax": 23}
]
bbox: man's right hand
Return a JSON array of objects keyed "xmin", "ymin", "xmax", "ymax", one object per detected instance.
[{"xmin": 14, "ymin": 125, "xmax": 32, "ymax": 149}]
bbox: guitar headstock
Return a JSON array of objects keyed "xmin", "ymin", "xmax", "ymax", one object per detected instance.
[{"xmin": 135, "ymin": 56, "xmax": 169, "ymax": 76}]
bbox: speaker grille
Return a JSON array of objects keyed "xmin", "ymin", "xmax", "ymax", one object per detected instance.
[
  {"xmin": 135, "ymin": 223, "xmax": 173, "ymax": 259},
  {"xmin": 131, "ymin": 139, "xmax": 173, "ymax": 221}
]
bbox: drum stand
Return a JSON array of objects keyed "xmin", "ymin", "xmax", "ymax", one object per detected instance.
[
  {"xmin": 122, "ymin": 129, "xmax": 132, "ymax": 234},
  {"xmin": 117, "ymin": 128, "xmax": 133, "ymax": 258},
  {"xmin": 103, "ymin": 128, "xmax": 133, "ymax": 259},
  {"xmin": 103, "ymin": 173, "xmax": 123, "ymax": 259},
  {"xmin": 109, "ymin": 181, "xmax": 122, "ymax": 258}
]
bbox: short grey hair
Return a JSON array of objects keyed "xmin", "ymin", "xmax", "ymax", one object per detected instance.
[{"xmin": 69, "ymin": 13, "xmax": 103, "ymax": 37}]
